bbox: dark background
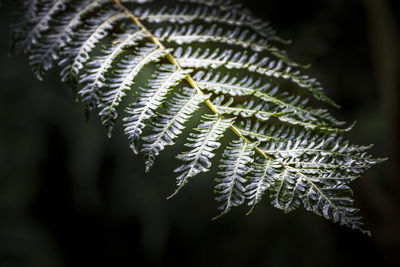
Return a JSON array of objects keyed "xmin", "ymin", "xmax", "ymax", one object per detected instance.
[{"xmin": 0, "ymin": 0, "xmax": 399, "ymax": 266}]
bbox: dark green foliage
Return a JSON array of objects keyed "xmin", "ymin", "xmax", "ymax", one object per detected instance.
[{"xmin": 11, "ymin": 0, "xmax": 385, "ymax": 234}]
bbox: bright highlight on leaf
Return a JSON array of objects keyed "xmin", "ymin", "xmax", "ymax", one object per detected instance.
[{"xmin": 11, "ymin": 0, "xmax": 386, "ymax": 235}]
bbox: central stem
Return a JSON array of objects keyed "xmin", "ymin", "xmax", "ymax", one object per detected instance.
[{"xmin": 113, "ymin": 0, "xmax": 270, "ymax": 160}]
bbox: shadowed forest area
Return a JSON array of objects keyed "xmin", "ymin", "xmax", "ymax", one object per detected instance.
[{"xmin": 0, "ymin": 0, "xmax": 399, "ymax": 266}]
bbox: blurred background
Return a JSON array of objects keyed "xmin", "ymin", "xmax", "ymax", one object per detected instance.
[{"xmin": 0, "ymin": 0, "xmax": 399, "ymax": 266}]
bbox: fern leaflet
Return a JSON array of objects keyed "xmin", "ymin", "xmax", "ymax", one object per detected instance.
[
  {"xmin": 172, "ymin": 114, "xmax": 233, "ymax": 197},
  {"xmin": 214, "ymin": 139, "xmax": 257, "ymax": 218}
]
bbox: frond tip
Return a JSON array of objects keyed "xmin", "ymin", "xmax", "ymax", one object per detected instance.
[{"xmin": 11, "ymin": 0, "xmax": 385, "ymax": 235}]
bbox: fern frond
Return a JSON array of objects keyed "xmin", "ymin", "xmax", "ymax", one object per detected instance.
[
  {"xmin": 99, "ymin": 44, "xmax": 172, "ymax": 135},
  {"xmin": 171, "ymin": 114, "xmax": 233, "ymax": 197},
  {"xmin": 212, "ymin": 96, "xmax": 344, "ymax": 133},
  {"xmin": 257, "ymin": 126, "xmax": 383, "ymax": 233},
  {"xmin": 214, "ymin": 139, "xmax": 257, "ymax": 218},
  {"xmin": 11, "ymin": 0, "xmax": 385, "ymax": 234},
  {"xmin": 124, "ymin": 64, "xmax": 193, "ymax": 153},
  {"xmin": 11, "ymin": 0, "xmax": 40, "ymax": 44},
  {"xmin": 141, "ymin": 88, "xmax": 210, "ymax": 171},
  {"xmin": 261, "ymin": 128, "xmax": 384, "ymax": 170},
  {"xmin": 79, "ymin": 29, "xmax": 149, "ymax": 111},
  {"xmin": 175, "ymin": 46, "xmax": 337, "ymax": 106},
  {"xmin": 59, "ymin": 11, "xmax": 128, "ymax": 82},
  {"xmin": 156, "ymin": 24, "xmax": 300, "ymax": 68},
  {"xmin": 194, "ymin": 71, "xmax": 344, "ymax": 126},
  {"xmin": 137, "ymin": 4, "xmax": 279, "ymax": 41},
  {"xmin": 28, "ymin": 0, "xmax": 112, "ymax": 79},
  {"xmin": 235, "ymin": 119, "xmax": 287, "ymax": 142},
  {"xmin": 280, "ymin": 165, "xmax": 368, "ymax": 233},
  {"xmin": 269, "ymin": 167, "xmax": 306, "ymax": 212},
  {"xmin": 245, "ymin": 157, "xmax": 276, "ymax": 213},
  {"xmin": 14, "ymin": 0, "xmax": 69, "ymax": 53}
]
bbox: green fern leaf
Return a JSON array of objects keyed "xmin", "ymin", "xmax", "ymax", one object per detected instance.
[{"xmin": 10, "ymin": 0, "xmax": 386, "ymax": 234}]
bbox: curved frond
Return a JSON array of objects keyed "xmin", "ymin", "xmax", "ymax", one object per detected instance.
[{"xmin": 11, "ymin": 0, "xmax": 385, "ymax": 234}]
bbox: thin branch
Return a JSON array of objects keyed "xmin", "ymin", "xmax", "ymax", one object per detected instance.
[{"xmin": 113, "ymin": 0, "xmax": 270, "ymax": 160}]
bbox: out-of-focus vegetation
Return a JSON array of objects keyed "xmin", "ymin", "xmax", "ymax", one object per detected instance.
[{"xmin": 0, "ymin": 0, "xmax": 398, "ymax": 266}]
